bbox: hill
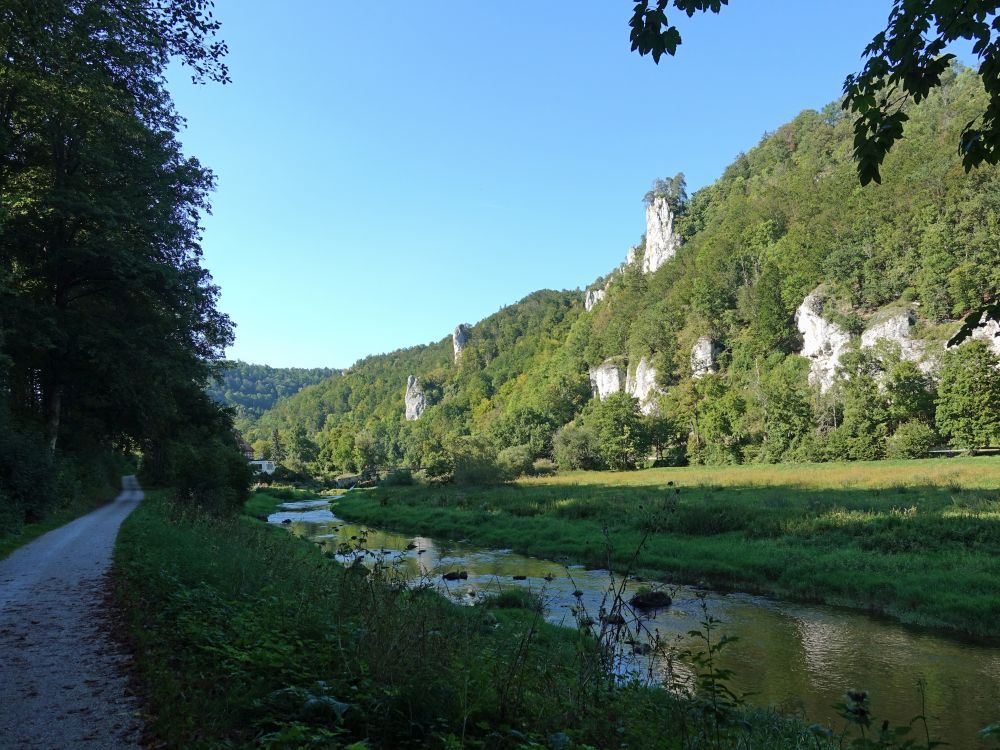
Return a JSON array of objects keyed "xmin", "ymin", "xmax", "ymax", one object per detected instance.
[
  {"xmin": 207, "ymin": 362, "xmax": 337, "ymax": 422},
  {"xmin": 250, "ymin": 66, "xmax": 1000, "ymax": 477}
]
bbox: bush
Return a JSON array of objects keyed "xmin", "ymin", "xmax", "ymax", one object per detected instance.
[
  {"xmin": 887, "ymin": 420, "xmax": 936, "ymax": 459},
  {"xmin": 531, "ymin": 458, "xmax": 557, "ymax": 476},
  {"xmin": 553, "ymin": 420, "xmax": 604, "ymax": 470},
  {"xmin": 450, "ymin": 436, "xmax": 506, "ymax": 485},
  {"xmin": 382, "ymin": 468, "xmax": 413, "ymax": 486},
  {"xmin": 496, "ymin": 444, "xmax": 534, "ymax": 479},
  {"xmin": 422, "ymin": 450, "xmax": 454, "ymax": 483}
]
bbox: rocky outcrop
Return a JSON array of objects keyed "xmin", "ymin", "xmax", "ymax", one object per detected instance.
[
  {"xmin": 859, "ymin": 309, "xmax": 934, "ymax": 372},
  {"xmin": 626, "ymin": 356, "xmax": 660, "ymax": 414},
  {"xmin": 404, "ymin": 375, "xmax": 426, "ymax": 421},
  {"xmin": 970, "ymin": 315, "xmax": 1000, "ymax": 358},
  {"xmin": 584, "ymin": 287, "xmax": 605, "ymax": 311},
  {"xmin": 589, "ymin": 359, "xmax": 626, "ymax": 399},
  {"xmin": 795, "ymin": 291, "xmax": 852, "ymax": 392},
  {"xmin": 452, "ymin": 324, "xmax": 469, "ymax": 362},
  {"xmin": 642, "ymin": 196, "xmax": 681, "ymax": 274},
  {"xmin": 626, "ymin": 245, "xmax": 639, "ymax": 266},
  {"xmin": 691, "ymin": 337, "xmax": 721, "ymax": 379}
]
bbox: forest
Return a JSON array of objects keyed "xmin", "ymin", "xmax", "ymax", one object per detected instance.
[
  {"xmin": 0, "ymin": 2, "xmax": 251, "ymax": 536},
  {"xmin": 245, "ymin": 66, "xmax": 1000, "ymax": 482}
]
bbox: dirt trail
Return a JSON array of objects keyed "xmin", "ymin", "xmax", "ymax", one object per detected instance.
[{"xmin": 0, "ymin": 477, "xmax": 144, "ymax": 749}]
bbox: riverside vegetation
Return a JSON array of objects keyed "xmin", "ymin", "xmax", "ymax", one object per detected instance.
[
  {"xmin": 113, "ymin": 487, "xmax": 993, "ymax": 749},
  {"xmin": 333, "ymin": 457, "xmax": 1000, "ymax": 639}
]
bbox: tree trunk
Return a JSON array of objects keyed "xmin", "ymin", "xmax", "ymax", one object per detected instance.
[{"xmin": 46, "ymin": 383, "xmax": 63, "ymax": 452}]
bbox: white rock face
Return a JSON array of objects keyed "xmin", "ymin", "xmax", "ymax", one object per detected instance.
[
  {"xmin": 626, "ymin": 356, "xmax": 660, "ymax": 414},
  {"xmin": 588, "ymin": 360, "xmax": 626, "ymax": 399},
  {"xmin": 795, "ymin": 291, "xmax": 852, "ymax": 392},
  {"xmin": 452, "ymin": 324, "xmax": 469, "ymax": 362},
  {"xmin": 642, "ymin": 196, "xmax": 681, "ymax": 274},
  {"xmin": 691, "ymin": 337, "xmax": 721, "ymax": 379},
  {"xmin": 970, "ymin": 315, "xmax": 1000, "ymax": 358},
  {"xmin": 626, "ymin": 245, "xmax": 639, "ymax": 266},
  {"xmin": 584, "ymin": 287, "xmax": 605, "ymax": 311},
  {"xmin": 404, "ymin": 375, "xmax": 426, "ymax": 421},
  {"xmin": 859, "ymin": 310, "xmax": 934, "ymax": 372}
]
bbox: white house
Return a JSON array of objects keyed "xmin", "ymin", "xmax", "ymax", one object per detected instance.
[{"xmin": 249, "ymin": 459, "xmax": 277, "ymax": 475}]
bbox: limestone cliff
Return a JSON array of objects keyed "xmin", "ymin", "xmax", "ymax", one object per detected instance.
[
  {"xmin": 859, "ymin": 309, "xmax": 935, "ymax": 373},
  {"xmin": 404, "ymin": 375, "xmax": 426, "ymax": 421},
  {"xmin": 642, "ymin": 196, "xmax": 681, "ymax": 274},
  {"xmin": 795, "ymin": 290, "xmax": 852, "ymax": 392},
  {"xmin": 588, "ymin": 359, "xmax": 626, "ymax": 399},
  {"xmin": 691, "ymin": 337, "xmax": 721, "ymax": 379},
  {"xmin": 584, "ymin": 287, "xmax": 605, "ymax": 311},
  {"xmin": 452, "ymin": 324, "xmax": 469, "ymax": 362},
  {"xmin": 625, "ymin": 356, "xmax": 660, "ymax": 414}
]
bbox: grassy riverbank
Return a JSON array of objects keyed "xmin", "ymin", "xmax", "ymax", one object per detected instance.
[
  {"xmin": 333, "ymin": 457, "xmax": 1000, "ymax": 638},
  {"xmin": 113, "ymin": 492, "xmax": 834, "ymax": 749}
]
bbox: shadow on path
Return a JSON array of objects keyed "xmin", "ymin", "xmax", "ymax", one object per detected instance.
[{"xmin": 0, "ymin": 476, "xmax": 144, "ymax": 749}]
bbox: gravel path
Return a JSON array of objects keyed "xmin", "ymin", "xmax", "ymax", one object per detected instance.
[{"xmin": 0, "ymin": 477, "xmax": 145, "ymax": 749}]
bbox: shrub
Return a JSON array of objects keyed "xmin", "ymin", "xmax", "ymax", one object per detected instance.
[
  {"xmin": 553, "ymin": 420, "xmax": 604, "ymax": 470},
  {"xmin": 887, "ymin": 420, "xmax": 936, "ymax": 459},
  {"xmin": 496, "ymin": 444, "xmax": 534, "ymax": 479},
  {"xmin": 531, "ymin": 458, "xmax": 557, "ymax": 476},
  {"xmin": 382, "ymin": 468, "xmax": 413, "ymax": 486},
  {"xmin": 450, "ymin": 436, "xmax": 506, "ymax": 485}
]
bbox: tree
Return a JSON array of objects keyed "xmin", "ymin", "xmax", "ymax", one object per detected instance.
[
  {"xmin": 592, "ymin": 392, "xmax": 648, "ymax": 470},
  {"xmin": 935, "ymin": 341, "xmax": 1000, "ymax": 449}
]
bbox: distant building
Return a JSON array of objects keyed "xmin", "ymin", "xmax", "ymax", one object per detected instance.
[{"xmin": 249, "ymin": 459, "xmax": 277, "ymax": 475}]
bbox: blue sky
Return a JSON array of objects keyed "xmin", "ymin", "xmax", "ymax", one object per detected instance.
[{"xmin": 166, "ymin": 2, "xmax": 961, "ymax": 368}]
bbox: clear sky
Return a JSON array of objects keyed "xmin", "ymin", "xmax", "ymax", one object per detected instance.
[{"xmin": 165, "ymin": 2, "xmax": 963, "ymax": 368}]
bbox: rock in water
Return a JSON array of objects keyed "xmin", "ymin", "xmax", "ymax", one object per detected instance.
[
  {"xmin": 642, "ymin": 195, "xmax": 681, "ymax": 274},
  {"xmin": 795, "ymin": 290, "xmax": 852, "ymax": 392},
  {"xmin": 589, "ymin": 359, "xmax": 626, "ymax": 399},
  {"xmin": 691, "ymin": 337, "xmax": 721, "ymax": 379},
  {"xmin": 452, "ymin": 324, "xmax": 469, "ymax": 362},
  {"xmin": 629, "ymin": 590, "xmax": 672, "ymax": 610},
  {"xmin": 404, "ymin": 375, "xmax": 426, "ymax": 421}
]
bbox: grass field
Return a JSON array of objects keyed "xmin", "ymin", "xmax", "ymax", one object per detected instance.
[
  {"xmin": 112, "ymin": 492, "xmax": 831, "ymax": 749},
  {"xmin": 334, "ymin": 457, "xmax": 1000, "ymax": 638}
]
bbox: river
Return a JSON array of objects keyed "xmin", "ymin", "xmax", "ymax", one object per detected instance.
[{"xmin": 269, "ymin": 499, "xmax": 999, "ymax": 747}]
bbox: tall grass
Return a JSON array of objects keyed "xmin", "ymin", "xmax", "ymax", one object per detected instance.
[
  {"xmin": 334, "ymin": 457, "xmax": 1000, "ymax": 637},
  {"xmin": 114, "ymin": 492, "xmax": 836, "ymax": 748}
]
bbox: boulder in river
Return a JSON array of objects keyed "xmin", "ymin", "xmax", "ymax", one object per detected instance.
[
  {"xmin": 442, "ymin": 571, "xmax": 468, "ymax": 581},
  {"xmin": 629, "ymin": 590, "xmax": 672, "ymax": 610}
]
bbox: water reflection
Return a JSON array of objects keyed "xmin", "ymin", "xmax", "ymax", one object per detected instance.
[{"xmin": 270, "ymin": 500, "xmax": 999, "ymax": 747}]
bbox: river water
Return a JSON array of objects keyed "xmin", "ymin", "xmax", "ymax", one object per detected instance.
[{"xmin": 269, "ymin": 500, "xmax": 999, "ymax": 747}]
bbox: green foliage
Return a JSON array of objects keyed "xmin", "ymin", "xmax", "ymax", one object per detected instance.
[
  {"xmin": 935, "ymin": 341, "xmax": 1000, "ymax": 449},
  {"xmin": 553, "ymin": 420, "xmax": 605, "ymax": 471},
  {"xmin": 496, "ymin": 444, "xmax": 535, "ymax": 479},
  {"xmin": 887, "ymin": 421, "xmax": 936, "ymax": 460},
  {"xmin": 0, "ymin": 2, "xmax": 248, "ymax": 521},
  {"xmin": 591, "ymin": 393, "xmax": 649, "ymax": 470},
  {"xmin": 207, "ymin": 362, "xmax": 337, "ymax": 421}
]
